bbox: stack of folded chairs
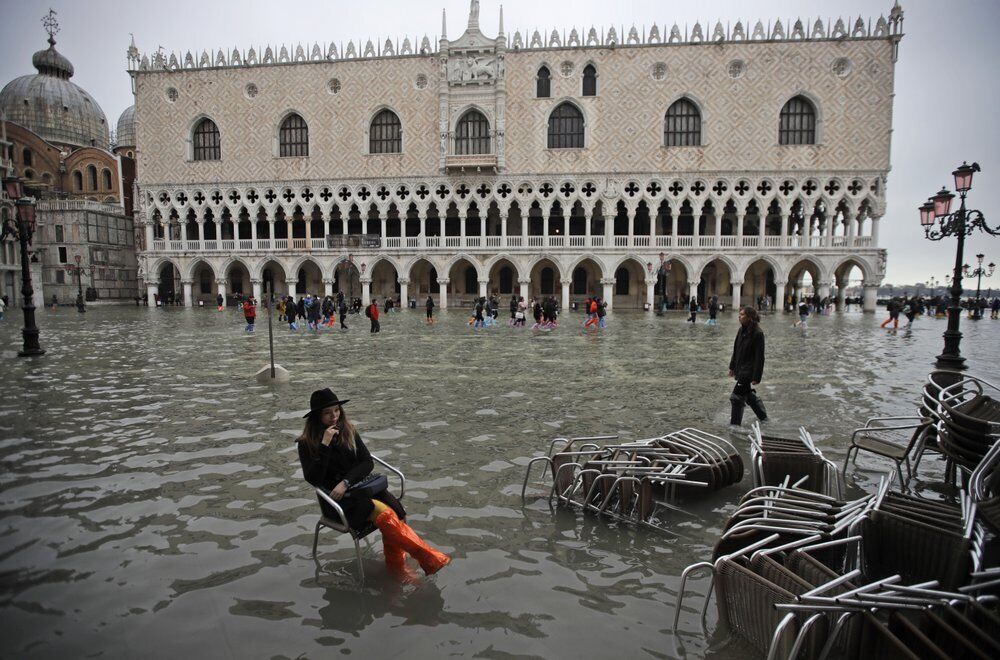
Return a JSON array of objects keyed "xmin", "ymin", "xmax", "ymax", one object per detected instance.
[
  {"xmin": 929, "ymin": 372, "xmax": 1000, "ymax": 472},
  {"xmin": 674, "ymin": 476, "xmax": 997, "ymax": 659},
  {"xmin": 521, "ymin": 429, "xmax": 743, "ymax": 532},
  {"xmin": 750, "ymin": 423, "xmax": 842, "ymax": 498}
]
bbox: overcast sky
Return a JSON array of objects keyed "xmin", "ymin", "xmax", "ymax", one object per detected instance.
[{"xmin": 2, "ymin": 0, "xmax": 998, "ymax": 286}]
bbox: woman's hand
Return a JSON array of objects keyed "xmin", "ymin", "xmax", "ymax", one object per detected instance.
[
  {"xmin": 321, "ymin": 426, "xmax": 340, "ymax": 446},
  {"xmin": 330, "ymin": 481, "xmax": 348, "ymax": 500}
]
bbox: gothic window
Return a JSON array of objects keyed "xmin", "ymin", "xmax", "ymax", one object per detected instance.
[
  {"xmin": 369, "ymin": 109, "xmax": 402, "ymax": 154},
  {"xmin": 547, "ymin": 103, "xmax": 584, "ymax": 149},
  {"xmin": 455, "ymin": 110, "xmax": 490, "ymax": 155},
  {"xmin": 22, "ymin": 148, "xmax": 32, "ymax": 166},
  {"xmin": 582, "ymin": 64, "xmax": 597, "ymax": 96},
  {"xmin": 664, "ymin": 98, "xmax": 702, "ymax": 147},
  {"xmin": 193, "ymin": 118, "xmax": 221, "ymax": 161},
  {"xmin": 279, "ymin": 113, "xmax": 309, "ymax": 157},
  {"xmin": 87, "ymin": 165, "xmax": 98, "ymax": 190},
  {"xmin": 73, "ymin": 170, "xmax": 83, "ymax": 191},
  {"xmin": 536, "ymin": 66, "xmax": 551, "ymax": 98},
  {"xmin": 779, "ymin": 96, "xmax": 816, "ymax": 145},
  {"xmin": 614, "ymin": 267, "xmax": 630, "ymax": 295},
  {"xmin": 540, "ymin": 267, "xmax": 555, "ymax": 294},
  {"xmin": 102, "ymin": 169, "xmax": 112, "ymax": 190}
]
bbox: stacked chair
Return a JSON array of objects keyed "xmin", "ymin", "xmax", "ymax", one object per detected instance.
[
  {"xmin": 932, "ymin": 372, "xmax": 1000, "ymax": 472},
  {"xmin": 750, "ymin": 423, "xmax": 841, "ymax": 498},
  {"xmin": 521, "ymin": 429, "xmax": 743, "ymax": 532}
]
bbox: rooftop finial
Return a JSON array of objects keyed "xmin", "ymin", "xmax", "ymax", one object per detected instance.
[
  {"xmin": 42, "ymin": 7, "xmax": 59, "ymax": 45},
  {"xmin": 442, "ymin": 8, "xmax": 447, "ymax": 39},
  {"xmin": 499, "ymin": 5, "xmax": 504, "ymax": 36},
  {"xmin": 469, "ymin": 0, "xmax": 480, "ymax": 30}
]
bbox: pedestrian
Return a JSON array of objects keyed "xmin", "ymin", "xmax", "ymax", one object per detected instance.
[
  {"xmin": 307, "ymin": 295, "xmax": 322, "ymax": 331},
  {"xmin": 992, "ymin": 297, "xmax": 1000, "ymax": 319},
  {"xmin": 514, "ymin": 296, "xmax": 526, "ymax": 327},
  {"xmin": 51, "ymin": 294, "xmax": 58, "ymax": 310},
  {"xmin": 902, "ymin": 298, "xmax": 917, "ymax": 327},
  {"xmin": 367, "ymin": 298, "xmax": 380, "ymax": 333},
  {"xmin": 687, "ymin": 297, "xmax": 698, "ymax": 323},
  {"xmin": 706, "ymin": 296, "xmax": 719, "ymax": 326},
  {"xmin": 597, "ymin": 297, "xmax": 607, "ymax": 328},
  {"xmin": 242, "ymin": 297, "xmax": 256, "ymax": 332},
  {"xmin": 0, "ymin": 294, "xmax": 5, "ymax": 320},
  {"xmin": 583, "ymin": 296, "xmax": 599, "ymax": 329},
  {"xmin": 286, "ymin": 296, "xmax": 299, "ymax": 331},
  {"xmin": 880, "ymin": 298, "xmax": 900, "ymax": 329},
  {"xmin": 531, "ymin": 298, "xmax": 542, "ymax": 328},
  {"xmin": 425, "ymin": 295, "xmax": 435, "ymax": 324},
  {"xmin": 338, "ymin": 295, "xmax": 349, "ymax": 330},
  {"xmin": 473, "ymin": 297, "xmax": 485, "ymax": 329},
  {"xmin": 216, "ymin": 292, "xmax": 224, "ymax": 311},
  {"xmin": 794, "ymin": 299, "xmax": 809, "ymax": 328},
  {"xmin": 296, "ymin": 388, "xmax": 449, "ymax": 578},
  {"xmin": 728, "ymin": 306, "xmax": 768, "ymax": 426},
  {"xmin": 322, "ymin": 296, "xmax": 335, "ymax": 326},
  {"xmin": 276, "ymin": 296, "xmax": 286, "ymax": 321},
  {"xmin": 509, "ymin": 295, "xmax": 518, "ymax": 323}
]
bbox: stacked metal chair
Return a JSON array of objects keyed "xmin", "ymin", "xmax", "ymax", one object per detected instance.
[
  {"xmin": 932, "ymin": 372, "xmax": 1000, "ymax": 472},
  {"xmin": 750, "ymin": 423, "xmax": 842, "ymax": 498},
  {"xmin": 520, "ymin": 430, "xmax": 743, "ymax": 532}
]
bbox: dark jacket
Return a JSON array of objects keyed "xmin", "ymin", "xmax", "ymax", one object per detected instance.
[
  {"xmin": 297, "ymin": 432, "xmax": 403, "ymax": 529},
  {"xmin": 729, "ymin": 324, "xmax": 765, "ymax": 384}
]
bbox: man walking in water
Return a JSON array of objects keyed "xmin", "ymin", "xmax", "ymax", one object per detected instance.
[
  {"xmin": 728, "ymin": 306, "xmax": 768, "ymax": 426},
  {"xmin": 366, "ymin": 297, "xmax": 380, "ymax": 333}
]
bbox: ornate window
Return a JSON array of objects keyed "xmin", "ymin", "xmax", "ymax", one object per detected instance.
[
  {"xmin": 536, "ymin": 66, "xmax": 551, "ymax": 98},
  {"xmin": 102, "ymin": 169, "xmax": 112, "ymax": 190},
  {"xmin": 582, "ymin": 64, "xmax": 597, "ymax": 96},
  {"xmin": 664, "ymin": 98, "xmax": 702, "ymax": 147},
  {"xmin": 455, "ymin": 110, "xmax": 490, "ymax": 155},
  {"xmin": 279, "ymin": 113, "xmax": 309, "ymax": 157},
  {"xmin": 547, "ymin": 102, "xmax": 584, "ymax": 149},
  {"xmin": 779, "ymin": 96, "xmax": 816, "ymax": 145},
  {"xmin": 369, "ymin": 109, "xmax": 402, "ymax": 154},
  {"xmin": 193, "ymin": 118, "xmax": 221, "ymax": 161},
  {"xmin": 87, "ymin": 165, "xmax": 98, "ymax": 190}
]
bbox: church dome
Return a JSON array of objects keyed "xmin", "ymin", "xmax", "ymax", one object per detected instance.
[
  {"xmin": 0, "ymin": 36, "xmax": 110, "ymax": 151},
  {"xmin": 116, "ymin": 105, "xmax": 136, "ymax": 149}
]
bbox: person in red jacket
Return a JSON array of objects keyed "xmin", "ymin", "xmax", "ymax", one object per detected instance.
[
  {"xmin": 242, "ymin": 298, "xmax": 256, "ymax": 333},
  {"xmin": 366, "ymin": 298, "xmax": 380, "ymax": 333}
]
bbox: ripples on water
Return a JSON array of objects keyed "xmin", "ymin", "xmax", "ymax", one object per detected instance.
[{"xmin": 1, "ymin": 306, "xmax": 998, "ymax": 658}]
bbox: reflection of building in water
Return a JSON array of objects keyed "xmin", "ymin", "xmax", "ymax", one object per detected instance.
[
  {"xmin": 131, "ymin": 1, "xmax": 902, "ymax": 310},
  {"xmin": 0, "ymin": 11, "xmax": 139, "ymax": 304}
]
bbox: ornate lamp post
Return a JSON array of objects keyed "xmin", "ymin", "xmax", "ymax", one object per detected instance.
[
  {"xmin": 920, "ymin": 162, "xmax": 1000, "ymax": 372},
  {"xmin": 65, "ymin": 254, "xmax": 87, "ymax": 313},
  {"xmin": 927, "ymin": 276, "xmax": 938, "ymax": 298},
  {"xmin": 1, "ymin": 175, "xmax": 45, "ymax": 357},
  {"xmin": 963, "ymin": 253, "xmax": 995, "ymax": 320}
]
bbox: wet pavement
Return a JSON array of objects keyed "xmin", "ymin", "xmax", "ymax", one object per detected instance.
[{"xmin": 1, "ymin": 305, "xmax": 998, "ymax": 658}]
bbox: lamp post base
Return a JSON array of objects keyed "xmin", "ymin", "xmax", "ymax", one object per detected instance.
[
  {"xmin": 18, "ymin": 347, "xmax": 46, "ymax": 357},
  {"xmin": 934, "ymin": 352, "xmax": 966, "ymax": 373}
]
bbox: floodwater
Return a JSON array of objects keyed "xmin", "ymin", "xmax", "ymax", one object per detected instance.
[{"xmin": 1, "ymin": 304, "xmax": 998, "ymax": 659}]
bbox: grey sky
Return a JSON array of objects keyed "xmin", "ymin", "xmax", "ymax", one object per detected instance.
[{"xmin": 2, "ymin": 0, "xmax": 998, "ymax": 287}]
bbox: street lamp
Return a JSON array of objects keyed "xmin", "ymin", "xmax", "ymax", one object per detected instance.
[
  {"xmin": 65, "ymin": 254, "xmax": 87, "ymax": 313},
  {"xmin": 920, "ymin": 162, "xmax": 999, "ymax": 373},
  {"xmin": 963, "ymin": 253, "xmax": 995, "ymax": 320},
  {"xmin": 927, "ymin": 276, "xmax": 938, "ymax": 297},
  {"xmin": 0, "ymin": 175, "xmax": 45, "ymax": 356}
]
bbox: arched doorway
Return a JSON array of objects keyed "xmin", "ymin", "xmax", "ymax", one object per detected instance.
[
  {"xmin": 613, "ymin": 258, "xmax": 645, "ymax": 309},
  {"xmin": 529, "ymin": 257, "xmax": 560, "ymax": 301},
  {"xmin": 787, "ymin": 259, "xmax": 821, "ymax": 306},
  {"xmin": 334, "ymin": 260, "xmax": 361, "ymax": 301},
  {"xmin": 408, "ymin": 258, "xmax": 440, "ymax": 300},
  {"xmin": 190, "ymin": 260, "xmax": 217, "ymax": 305},
  {"xmin": 744, "ymin": 259, "xmax": 777, "ymax": 310},
  {"xmin": 295, "ymin": 259, "xmax": 324, "ymax": 296},
  {"xmin": 570, "ymin": 257, "xmax": 603, "ymax": 307},
  {"xmin": 448, "ymin": 257, "xmax": 479, "ymax": 306},
  {"xmin": 488, "ymin": 258, "xmax": 519, "ymax": 296},
  {"xmin": 698, "ymin": 258, "xmax": 734, "ymax": 304},
  {"xmin": 658, "ymin": 258, "xmax": 689, "ymax": 308},
  {"xmin": 833, "ymin": 258, "xmax": 868, "ymax": 312},
  {"xmin": 370, "ymin": 259, "xmax": 399, "ymax": 303},
  {"xmin": 158, "ymin": 262, "xmax": 180, "ymax": 304},
  {"xmin": 256, "ymin": 259, "xmax": 286, "ymax": 297}
]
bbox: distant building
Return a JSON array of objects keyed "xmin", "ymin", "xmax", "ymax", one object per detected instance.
[{"xmin": 0, "ymin": 12, "xmax": 139, "ymax": 305}]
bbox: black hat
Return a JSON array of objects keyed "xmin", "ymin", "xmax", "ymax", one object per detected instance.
[{"xmin": 304, "ymin": 388, "xmax": 350, "ymax": 417}]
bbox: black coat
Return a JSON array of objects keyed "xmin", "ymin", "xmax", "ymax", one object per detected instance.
[
  {"xmin": 297, "ymin": 432, "xmax": 404, "ymax": 529},
  {"xmin": 729, "ymin": 324, "xmax": 765, "ymax": 384}
]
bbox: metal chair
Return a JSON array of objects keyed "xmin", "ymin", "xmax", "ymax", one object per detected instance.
[
  {"xmin": 311, "ymin": 455, "xmax": 405, "ymax": 582},
  {"xmin": 842, "ymin": 416, "xmax": 931, "ymax": 488}
]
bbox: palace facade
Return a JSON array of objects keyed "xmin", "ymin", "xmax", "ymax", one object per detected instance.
[{"xmin": 130, "ymin": 1, "xmax": 903, "ymax": 310}]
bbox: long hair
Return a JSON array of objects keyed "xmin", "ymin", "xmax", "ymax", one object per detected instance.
[
  {"xmin": 297, "ymin": 405, "xmax": 357, "ymax": 457},
  {"xmin": 740, "ymin": 305, "xmax": 761, "ymax": 332}
]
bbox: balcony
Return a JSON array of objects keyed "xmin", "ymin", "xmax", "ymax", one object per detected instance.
[{"xmin": 444, "ymin": 153, "xmax": 498, "ymax": 172}]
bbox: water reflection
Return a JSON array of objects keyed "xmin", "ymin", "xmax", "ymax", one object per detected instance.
[{"xmin": 1, "ymin": 306, "xmax": 997, "ymax": 658}]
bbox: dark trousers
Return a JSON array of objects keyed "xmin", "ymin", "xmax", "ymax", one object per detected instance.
[
  {"xmin": 730, "ymin": 380, "xmax": 767, "ymax": 425},
  {"xmin": 370, "ymin": 318, "xmax": 380, "ymax": 333}
]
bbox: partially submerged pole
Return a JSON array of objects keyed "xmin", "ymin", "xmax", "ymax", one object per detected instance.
[{"xmin": 255, "ymin": 281, "xmax": 290, "ymax": 383}]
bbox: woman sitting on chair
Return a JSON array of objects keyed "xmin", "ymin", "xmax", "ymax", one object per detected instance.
[{"xmin": 297, "ymin": 388, "xmax": 450, "ymax": 576}]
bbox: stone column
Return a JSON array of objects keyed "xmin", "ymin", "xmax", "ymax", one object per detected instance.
[
  {"xmin": 730, "ymin": 280, "xmax": 743, "ymax": 311},
  {"xmin": 304, "ymin": 215, "xmax": 312, "ymax": 245},
  {"xmin": 601, "ymin": 277, "xmax": 614, "ymax": 312},
  {"xmin": 437, "ymin": 278, "xmax": 449, "ymax": 309},
  {"xmin": 736, "ymin": 211, "xmax": 745, "ymax": 242},
  {"xmin": 835, "ymin": 277, "xmax": 847, "ymax": 311},
  {"xmin": 252, "ymin": 279, "xmax": 263, "ymax": 303},
  {"xmin": 147, "ymin": 282, "xmax": 159, "ymax": 307},
  {"xmin": 216, "ymin": 279, "xmax": 227, "ymax": 306},
  {"xmin": 561, "ymin": 279, "xmax": 570, "ymax": 311},
  {"xmin": 779, "ymin": 211, "xmax": 789, "ymax": 247},
  {"xmin": 478, "ymin": 279, "xmax": 488, "ymax": 298},
  {"xmin": 817, "ymin": 281, "xmax": 831, "ymax": 300},
  {"xmin": 671, "ymin": 204, "xmax": 678, "ymax": 242},
  {"xmin": 361, "ymin": 278, "xmax": 372, "ymax": 306},
  {"xmin": 862, "ymin": 282, "xmax": 879, "ymax": 313},
  {"xmin": 774, "ymin": 282, "xmax": 786, "ymax": 312},
  {"xmin": 542, "ymin": 211, "xmax": 549, "ymax": 246},
  {"xmin": 181, "ymin": 279, "xmax": 193, "ymax": 307},
  {"xmin": 871, "ymin": 215, "xmax": 881, "ymax": 245},
  {"xmin": 324, "ymin": 278, "xmax": 334, "ymax": 297},
  {"xmin": 460, "ymin": 210, "xmax": 466, "ymax": 244},
  {"xmin": 197, "ymin": 219, "xmax": 205, "ymax": 246},
  {"xmin": 625, "ymin": 206, "xmax": 634, "ymax": 245},
  {"xmin": 688, "ymin": 280, "xmax": 699, "ymax": 304},
  {"xmin": 759, "ymin": 210, "xmax": 767, "ymax": 242},
  {"xmin": 645, "ymin": 278, "xmax": 655, "ymax": 310},
  {"xmin": 250, "ymin": 216, "xmax": 258, "ymax": 242},
  {"xmin": 399, "ymin": 278, "xmax": 409, "ymax": 306},
  {"xmin": 519, "ymin": 278, "xmax": 530, "ymax": 302},
  {"xmin": 145, "ymin": 223, "xmax": 155, "ymax": 250}
]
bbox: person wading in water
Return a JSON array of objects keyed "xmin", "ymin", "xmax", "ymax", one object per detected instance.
[{"xmin": 728, "ymin": 306, "xmax": 768, "ymax": 426}]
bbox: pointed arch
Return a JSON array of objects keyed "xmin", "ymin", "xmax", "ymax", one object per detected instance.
[
  {"xmin": 697, "ymin": 254, "xmax": 738, "ymax": 281},
  {"xmin": 441, "ymin": 252, "xmax": 482, "ymax": 280},
  {"xmin": 547, "ymin": 100, "xmax": 585, "ymax": 149},
  {"xmin": 185, "ymin": 257, "xmax": 217, "ymax": 280},
  {"xmin": 664, "ymin": 96, "xmax": 703, "ymax": 146},
  {"xmin": 285, "ymin": 254, "xmax": 326, "ymax": 281},
  {"xmin": 526, "ymin": 253, "xmax": 566, "ymax": 280},
  {"xmin": 276, "ymin": 110, "xmax": 309, "ymax": 157},
  {"xmin": 483, "ymin": 253, "xmax": 526, "ymax": 281},
  {"xmin": 368, "ymin": 106, "xmax": 402, "ymax": 154},
  {"xmin": 741, "ymin": 254, "xmax": 785, "ymax": 283},
  {"xmin": 779, "ymin": 93, "xmax": 820, "ymax": 145},
  {"xmin": 189, "ymin": 115, "xmax": 221, "ymax": 161},
  {"xmin": 565, "ymin": 253, "xmax": 608, "ymax": 280}
]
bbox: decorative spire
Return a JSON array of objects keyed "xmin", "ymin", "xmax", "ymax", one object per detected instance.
[
  {"xmin": 468, "ymin": 0, "xmax": 480, "ymax": 30},
  {"xmin": 441, "ymin": 8, "xmax": 447, "ymax": 39},
  {"xmin": 498, "ymin": 5, "xmax": 504, "ymax": 37},
  {"xmin": 41, "ymin": 8, "xmax": 59, "ymax": 46}
]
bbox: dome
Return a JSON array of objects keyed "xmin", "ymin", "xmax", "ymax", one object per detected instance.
[
  {"xmin": 116, "ymin": 105, "xmax": 135, "ymax": 149},
  {"xmin": 0, "ymin": 36, "xmax": 110, "ymax": 151}
]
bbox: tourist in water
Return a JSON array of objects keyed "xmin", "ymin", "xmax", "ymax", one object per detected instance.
[
  {"xmin": 583, "ymin": 297, "xmax": 598, "ymax": 329},
  {"xmin": 514, "ymin": 296, "xmax": 526, "ymax": 327},
  {"xmin": 473, "ymin": 297, "xmax": 485, "ymax": 329},
  {"xmin": 728, "ymin": 306, "xmax": 768, "ymax": 426},
  {"xmin": 687, "ymin": 297, "xmax": 698, "ymax": 323},
  {"xmin": 509, "ymin": 295, "xmax": 518, "ymax": 324},
  {"xmin": 0, "ymin": 294, "xmax": 5, "ymax": 321},
  {"xmin": 297, "ymin": 388, "xmax": 449, "ymax": 578},
  {"xmin": 706, "ymin": 296, "xmax": 719, "ymax": 326},
  {"xmin": 216, "ymin": 292, "xmax": 224, "ymax": 311},
  {"xmin": 425, "ymin": 295, "xmax": 435, "ymax": 324},
  {"xmin": 306, "ymin": 294, "xmax": 322, "ymax": 332},
  {"xmin": 337, "ymin": 293, "xmax": 349, "ymax": 330},
  {"xmin": 794, "ymin": 299, "xmax": 809, "ymax": 328},
  {"xmin": 286, "ymin": 296, "xmax": 299, "ymax": 331},
  {"xmin": 880, "ymin": 298, "xmax": 900, "ymax": 329},
  {"xmin": 597, "ymin": 297, "xmax": 607, "ymax": 328},
  {"xmin": 242, "ymin": 296, "xmax": 256, "ymax": 333},
  {"xmin": 366, "ymin": 298, "xmax": 380, "ymax": 333}
]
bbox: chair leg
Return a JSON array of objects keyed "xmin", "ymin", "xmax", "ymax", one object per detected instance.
[
  {"xmin": 353, "ymin": 537, "xmax": 364, "ymax": 583},
  {"xmin": 312, "ymin": 520, "xmax": 322, "ymax": 558},
  {"xmin": 842, "ymin": 446, "xmax": 855, "ymax": 478},
  {"xmin": 895, "ymin": 462, "xmax": 905, "ymax": 492}
]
